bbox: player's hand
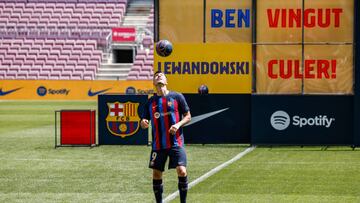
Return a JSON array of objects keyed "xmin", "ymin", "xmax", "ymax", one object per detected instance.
[
  {"xmin": 169, "ymin": 123, "xmax": 180, "ymax": 135},
  {"xmin": 141, "ymin": 119, "xmax": 149, "ymax": 129}
]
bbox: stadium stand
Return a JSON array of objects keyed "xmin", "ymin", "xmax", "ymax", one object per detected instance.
[
  {"xmin": 124, "ymin": 1, "xmax": 153, "ymax": 80},
  {"xmin": 0, "ymin": 0, "xmax": 127, "ymax": 80},
  {"xmin": 0, "ymin": 2, "xmax": 125, "ymax": 28},
  {"xmin": 0, "ymin": 0, "xmax": 154, "ymax": 81},
  {"xmin": 0, "ymin": 38, "xmax": 101, "ymax": 80}
]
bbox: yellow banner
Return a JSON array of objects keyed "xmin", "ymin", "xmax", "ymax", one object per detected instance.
[
  {"xmin": 257, "ymin": 0, "xmax": 353, "ymax": 43},
  {"xmin": 257, "ymin": 0, "xmax": 302, "ymax": 43},
  {"xmin": 304, "ymin": 45, "xmax": 353, "ymax": 94},
  {"xmin": 256, "ymin": 44, "xmax": 353, "ymax": 94},
  {"xmin": 206, "ymin": 0, "xmax": 252, "ymax": 43},
  {"xmin": 0, "ymin": 80, "xmax": 152, "ymax": 100},
  {"xmin": 159, "ymin": 0, "xmax": 203, "ymax": 43},
  {"xmin": 256, "ymin": 45, "xmax": 302, "ymax": 94},
  {"xmin": 154, "ymin": 43, "xmax": 252, "ymax": 94},
  {"xmin": 304, "ymin": 0, "xmax": 353, "ymax": 43}
]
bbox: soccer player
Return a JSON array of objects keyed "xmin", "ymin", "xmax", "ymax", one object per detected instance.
[{"xmin": 141, "ymin": 71, "xmax": 191, "ymax": 203}]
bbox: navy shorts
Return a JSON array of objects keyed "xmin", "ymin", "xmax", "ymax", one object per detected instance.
[{"xmin": 149, "ymin": 146, "xmax": 187, "ymax": 172}]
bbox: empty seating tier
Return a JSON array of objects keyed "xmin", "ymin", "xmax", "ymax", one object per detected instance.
[
  {"xmin": 0, "ymin": 0, "xmax": 129, "ymax": 80},
  {"xmin": 0, "ymin": 2, "xmax": 126, "ymax": 28},
  {"xmin": 0, "ymin": 39, "xmax": 101, "ymax": 80},
  {"xmin": 0, "ymin": 28, "xmax": 111, "ymax": 47},
  {"xmin": 127, "ymin": 47, "xmax": 153, "ymax": 80}
]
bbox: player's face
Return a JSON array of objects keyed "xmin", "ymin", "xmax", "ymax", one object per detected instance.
[{"xmin": 153, "ymin": 72, "xmax": 167, "ymax": 86}]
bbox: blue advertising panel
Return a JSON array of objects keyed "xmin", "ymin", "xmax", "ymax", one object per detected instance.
[
  {"xmin": 98, "ymin": 94, "xmax": 148, "ymax": 145},
  {"xmin": 183, "ymin": 94, "xmax": 251, "ymax": 144},
  {"xmin": 251, "ymin": 95, "xmax": 353, "ymax": 145}
]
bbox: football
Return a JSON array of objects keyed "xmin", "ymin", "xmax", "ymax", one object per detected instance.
[
  {"xmin": 156, "ymin": 40, "xmax": 173, "ymax": 57},
  {"xmin": 198, "ymin": 84, "xmax": 209, "ymax": 95}
]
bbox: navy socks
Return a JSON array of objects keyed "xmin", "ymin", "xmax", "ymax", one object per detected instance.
[
  {"xmin": 153, "ymin": 179, "xmax": 163, "ymax": 203},
  {"xmin": 178, "ymin": 176, "xmax": 188, "ymax": 203}
]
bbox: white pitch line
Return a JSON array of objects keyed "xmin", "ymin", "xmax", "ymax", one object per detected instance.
[{"xmin": 164, "ymin": 146, "xmax": 256, "ymax": 203}]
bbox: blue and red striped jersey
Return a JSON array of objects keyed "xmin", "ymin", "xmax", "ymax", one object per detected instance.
[{"xmin": 142, "ymin": 91, "xmax": 190, "ymax": 150}]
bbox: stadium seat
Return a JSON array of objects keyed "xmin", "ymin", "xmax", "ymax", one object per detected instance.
[
  {"xmin": 144, "ymin": 60, "xmax": 153, "ymax": 67},
  {"xmin": 17, "ymin": 71, "xmax": 28, "ymax": 79},
  {"xmin": 60, "ymin": 75, "xmax": 71, "ymax": 80},
  {"xmin": 37, "ymin": 74, "xmax": 48, "ymax": 80},
  {"xmin": 49, "ymin": 71, "xmax": 61, "ymax": 80},
  {"xmin": 126, "ymin": 76, "xmax": 138, "ymax": 80},
  {"xmin": 142, "ymin": 66, "xmax": 153, "ymax": 75},
  {"xmin": 135, "ymin": 55, "xmax": 146, "ymax": 62},
  {"xmin": 137, "ymin": 75, "xmax": 148, "ymax": 80},
  {"xmin": 83, "ymin": 72, "xmax": 94, "ymax": 80},
  {"xmin": 127, "ymin": 70, "xmax": 139, "ymax": 78},
  {"xmin": 147, "ymin": 55, "xmax": 154, "ymax": 61},
  {"xmin": 0, "ymin": 66, "xmax": 8, "ymax": 72},
  {"xmin": 6, "ymin": 70, "xmax": 17, "ymax": 79},
  {"xmin": 71, "ymin": 71, "xmax": 83, "ymax": 80},
  {"xmin": 133, "ymin": 60, "xmax": 143, "ymax": 67},
  {"xmin": 149, "ymin": 49, "xmax": 154, "ymax": 56},
  {"xmin": 142, "ymin": 36, "xmax": 153, "ymax": 48}
]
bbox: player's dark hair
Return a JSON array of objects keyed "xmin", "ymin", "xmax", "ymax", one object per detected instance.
[
  {"xmin": 154, "ymin": 70, "xmax": 163, "ymax": 76},
  {"xmin": 153, "ymin": 71, "xmax": 166, "ymax": 79}
]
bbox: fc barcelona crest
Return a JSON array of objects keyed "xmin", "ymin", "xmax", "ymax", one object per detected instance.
[{"xmin": 106, "ymin": 102, "xmax": 140, "ymax": 138}]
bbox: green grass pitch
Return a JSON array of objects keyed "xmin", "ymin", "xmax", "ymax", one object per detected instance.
[{"xmin": 0, "ymin": 101, "xmax": 359, "ymax": 202}]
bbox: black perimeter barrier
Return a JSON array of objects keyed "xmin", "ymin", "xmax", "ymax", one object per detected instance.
[{"xmin": 353, "ymin": 0, "xmax": 360, "ymax": 147}]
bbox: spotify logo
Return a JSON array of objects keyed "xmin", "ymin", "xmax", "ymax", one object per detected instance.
[{"xmin": 270, "ymin": 111, "xmax": 290, "ymax": 130}]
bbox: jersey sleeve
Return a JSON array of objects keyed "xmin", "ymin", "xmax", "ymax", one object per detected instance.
[{"xmin": 177, "ymin": 93, "xmax": 190, "ymax": 115}]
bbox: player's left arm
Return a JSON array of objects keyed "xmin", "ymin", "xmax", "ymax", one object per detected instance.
[
  {"xmin": 169, "ymin": 93, "xmax": 191, "ymax": 135},
  {"xmin": 169, "ymin": 111, "xmax": 191, "ymax": 135}
]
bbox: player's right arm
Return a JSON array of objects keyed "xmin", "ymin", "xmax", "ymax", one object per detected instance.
[
  {"xmin": 140, "ymin": 99, "xmax": 151, "ymax": 129},
  {"xmin": 141, "ymin": 119, "xmax": 149, "ymax": 129}
]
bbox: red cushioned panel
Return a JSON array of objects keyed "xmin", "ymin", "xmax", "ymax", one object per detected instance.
[{"xmin": 60, "ymin": 111, "xmax": 95, "ymax": 145}]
